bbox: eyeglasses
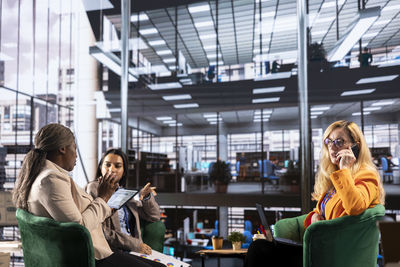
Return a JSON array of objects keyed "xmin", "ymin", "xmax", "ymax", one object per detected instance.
[{"xmin": 324, "ymin": 138, "xmax": 347, "ymax": 148}]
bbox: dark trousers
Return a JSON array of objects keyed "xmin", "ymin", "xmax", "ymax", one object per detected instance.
[
  {"xmin": 244, "ymin": 239, "xmax": 302, "ymax": 267},
  {"xmin": 96, "ymin": 251, "xmax": 166, "ymax": 267}
]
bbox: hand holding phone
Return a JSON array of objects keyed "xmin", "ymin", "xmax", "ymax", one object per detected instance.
[{"xmin": 351, "ymin": 144, "xmax": 360, "ymax": 159}]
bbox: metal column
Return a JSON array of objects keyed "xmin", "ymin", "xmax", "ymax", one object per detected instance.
[
  {"xmin": 297, "ymin": 0, "xmax": 312, "ymax": 213},
  {"xmin": 121, "ymin": 0, "xmax": 130, "ymax": 154}
]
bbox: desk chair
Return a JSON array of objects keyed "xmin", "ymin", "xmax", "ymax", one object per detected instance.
[
  {"xmin": 381, "ymin": 157, "xmax": 393, "ymax": 183},
  {"xmin": 242, "ymin": 220, "xmax": 253, "ymax": 249},
  {"xmin": 274, "ymin": 204, "xmax": 385, "ymax": 267},
  {"xmin": 258, "ymin": 160, "xmax": 279, "ymax": 193},
  {"xmin": 16, "ymin": 208, "xmax": 95, "ymax": 267}
]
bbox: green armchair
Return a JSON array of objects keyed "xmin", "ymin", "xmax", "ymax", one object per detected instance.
[
  {"xmin": 16, "ymin": 208, "xmax": 95, "ymax": 267},
  {"xmin": 274, "ymin": 204, "xmax": 385, "ymax": 267},
  {"xmin": 141, "ymin": 219, "xmax": 166, "ymax": 252}
]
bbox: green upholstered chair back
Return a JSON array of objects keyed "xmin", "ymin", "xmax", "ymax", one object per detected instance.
[
  {"xmin": 141, "ymin": 219, "xmax": 166, "ymax": 253},
  {"xmin": 274, "ymin": 204, "xmax": 385, "ymax": 267},
  {"xmin": 16, "ymin": 209, "xmax": 95, "ymax": 267}
]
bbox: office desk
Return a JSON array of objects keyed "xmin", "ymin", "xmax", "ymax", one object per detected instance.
[{"xmin": 196, "ymin": 249, "xmax": 247, "ymax": 267}]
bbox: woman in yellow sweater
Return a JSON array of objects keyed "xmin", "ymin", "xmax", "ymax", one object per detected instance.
[
  {"xmin": 305, "ymin": 120, "xmax": 385, "ymax": 227},
  {"xmin": 245, "ymin": 120, "xmax": 385, "ymax": 267}
]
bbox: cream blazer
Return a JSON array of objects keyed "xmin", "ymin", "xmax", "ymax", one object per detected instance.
[
  {"xmin": 27, "ymin": 160, "xmax": 113, "ymax": 260},
  {"xmin": 86, "ymin": 181, "xmax": 161, "ymax": 252}
]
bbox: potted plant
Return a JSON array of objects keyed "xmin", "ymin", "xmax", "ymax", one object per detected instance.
[
  {"xmin": 308, "ymin": 42, "xmax": 329, "ymax": 72},
  {"xmin": 227, "ymin": 231, "xmax": 246, "ymax": 250},
  {"xmin": 211, "ymin": 235, "xmax": 223, "ymax": 250},
  {"xmin": 209, "ymin": 160, "xmax": 232, "ymax": 193}
]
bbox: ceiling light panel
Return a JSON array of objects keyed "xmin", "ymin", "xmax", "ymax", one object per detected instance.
[
  {"xmin": 356, "ymin": 75, "xmax": 398, "ymax": 84},
  {"xmin": 130, "ymin": 13, "xmax": 149, "ymax": 22},
  {"xmin": 148, "ymin": 40, "xmax": 166, "ymax": 46},
  {"xmin": 341, "ymin": 89, "xmax": 375, "ymax": 96},
  {"xmin": 352, "ymin": 112, "xmax": 371, "ymax": 116},
  {"xmin": 371, "ymin": 101, "xmax": 394, "ymax": 106},
  {"xmin": 139, "ymin": 28, "xmax": 158, "ymax": 35},
  {"xmin": 311, "ymin": 106, "xmax": 331, "ymax": 111},
  {"xmin": 194, "ymin": 21, "xmax": 214, "ymax": 28},
  {"xmin": 188, "ymin": 4, "xmax": 210, "ymax": 14},
  {"xmin": 252, "ymin": 97, "xmax": 280, "ymax": 103},
  {"xmin": 253, "ymin": 86, "xmax": 285, "ymax": 94},
  {"xmin": 162, "ymin": 94, "xmax": 192, "ymax": 101},
  {"xmin": 156, "ymin": 116, "xmax": 172, "ymax": 120},
  {"xmin": 148, "ymin": 82, "xmax": 182, "ymax": 90},
  {"xmin": 174, "ymin": 103, "xmax": 199, "ymax": 109},
  {"xmin": 363, "ymin": 107, "xmax": 382, "ymax": 111},
  {"xmin": 156, "ymin": 50, "xmax": 172, "ymax": 55},
  {"xmin": 163, "ymin": 58, "xmax": 176, "ymax": 63},
  {"xmin": 168, "ymin": 123, "xmax": 183, "ymax": 127}
]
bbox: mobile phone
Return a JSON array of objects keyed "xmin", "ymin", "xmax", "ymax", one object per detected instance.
[{"xmin": 351, "ymin": 144, "xmax": 360, "ymax": 159}]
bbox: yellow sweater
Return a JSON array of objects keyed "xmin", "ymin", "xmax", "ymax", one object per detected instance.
[{"xmin": 304, "ymin": 167, "xmax": 380, "ymax": 228}]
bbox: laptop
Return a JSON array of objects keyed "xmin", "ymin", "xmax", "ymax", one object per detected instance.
[{"xmin": 256, "ymin": 203, "xmax": 302, "ymax": 247}]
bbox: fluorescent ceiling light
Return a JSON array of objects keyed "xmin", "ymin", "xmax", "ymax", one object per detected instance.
[
  {"xmin": 310, "ymin": 111, "xmax": 323, "ymax": 115},
  {"xmin": 194, "ymin": 21, "xmax": 213, "ymax": 28},
  {"xmin": 356, "ymin": 75, "xmax": 398, "ymax": 84},
  {"xmin": 199, "ymin": 33, "xmax": 216, "ymax": 40},
  {"xmin": 254, "ymin": 110, "xmax": 273, "ymax": 115},
  {"xmin": 130, "ymin": 13, "xmax": 149, "ymax": 22},
  {"xmin": 209, "ymin": 61, "xmax": 224, "ymax": 66},
  {"xmin": 156, "ymin": 116, "xmax": 172, "ymax": 120},
  {"xmin": 163, "ymin": 58, "xmax": 176, "ymax": 63},
  {"xmin": 252, "ymin": 97, "xmax": 280, "ymax": 103},
  {"xmin": 188, "ymin": 4, "xmax": 210, "ymax": 13},
  {"xmin": 209, "ymin": 121, "xmax": 217, "ymax": 125},
  {"xmin": 254, "ymin": 118, "xmax": 269, "ymax": 122},
  {"xmin": 254, "ymin": 115, "xmax": 270, "ymax": 119},
  {"xmin": 174, "ymin": 103, "xmax": 199, "ymax": 109},
  {"xmin": 169, "ymin": 123, "xmax": 183, "ymax": 127},
  {"xmin": 162, "ymin": 94, "xmax": 192, "ymax": 101},
  {"xmin": 207, "ymin": 118, "xmax": 222, "ymax": 121},
  {"xmin": 371, "ymin": 101, "xmax": 394, "ymax": 106},
  {"xmin": 311, "ymin": 115, "xmax": 318, "ymax": 119},
  {"xmin": 148, "ymin": 82, "xmax": 182, "ymax": 90},
  {"xmin": 148, "ymin": 40, "xmax": 166, "ymax": 46},
  {"xmin": 363, "ymin": 107, "xmax": 382, "ymax": 111},
  {"xmin": 352, "ymin": 112, "xmax": 371, "ymax": 116},
  {"xmin": 327, "ymin": 7, "xmax": 380, "ymax": 62},
  {"xmin": 109, "ymin": 108, "xmax": 121, "ymax": 112},
  {"xmin": 156, "ymin": 50, "xmax": 172, "ymax": 55},
  {"xmin": 207, "ymin": 54, "xmax": 220, "ymax": 59},
  {"xmin": 311, "ymin": 106, "xmax": 330, "ymax": 111},
  {"xmin": 203, "ymin": 113, "xmax": 218, "ymax": 118},
  {"xmin": 168, "ymin": 66, "xmax": 177, "ymax": 70},
  {"xmin": 253, "ymin": 86, "xmax": 285, "ymax": 94},
  {"xmin": 163, "ymin": 120, "xmax": 176, "ymax": 124},
  {"xmin": 179, "ymin": 78, "xmax": 192, "ymax": 84},
  {"xmin": 341, "ymin": 88, "xmax": 375, "ymax": 96},
  {"xmin": 139, "ymin": 28, "xmax": 158, "ymax": 35}
]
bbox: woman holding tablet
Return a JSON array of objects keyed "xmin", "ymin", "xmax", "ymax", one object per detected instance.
[
  {"xmin": 86, "ymin": 148, "xmax": 162, "ymax": 258},
  {"xmin": 12, "ymin": 124, "xmax": 164, "ymax": 267}
]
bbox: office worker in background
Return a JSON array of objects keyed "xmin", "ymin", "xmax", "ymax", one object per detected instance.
[
  {"xmin": 245, "ymin": 120, "xmax": 385, "ymax": 267},
  {"xmin": 86, "ymin": 148, "xmax": 162, "ymax": 261},
  {"xmin": 12, "ymin": 124, "xmax": 164, "ymax": 267},
  {"xmin": 359, "ymin": 47, "xmax": 373, "ymax": 67}
]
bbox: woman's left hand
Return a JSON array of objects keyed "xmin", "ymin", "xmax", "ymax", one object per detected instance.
[
  {"xmin": 140, "ymin": 182, "xmax": 157, "ymax": 200},
  {"xmin": 336, "ymin": 146, "xmax": 356, "ymax": 170}
]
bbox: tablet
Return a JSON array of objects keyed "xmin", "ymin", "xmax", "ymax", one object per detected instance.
[{"xmin": 107, "ymin": 188, "xmax": 139, "ymax": 209}]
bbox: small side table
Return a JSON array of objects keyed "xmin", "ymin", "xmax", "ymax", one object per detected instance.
[{"xmin": 196, "ymin": 249, "xmax": 247, "ymax": 267}]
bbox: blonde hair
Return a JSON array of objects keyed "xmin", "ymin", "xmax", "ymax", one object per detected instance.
[{"xmin": 312, "ymin": 120, "xmax": 385, "ymax": 204}]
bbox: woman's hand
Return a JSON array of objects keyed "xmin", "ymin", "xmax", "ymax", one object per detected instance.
[
  {"xmin": 311, "ymin": 212, "xmax": 324, "ymax": 224},
  {"xmin": 139, "ymin": 243, "xmax": 152, "ymax": 255},
  {"xmin": 97, "ymin": 172, "xmax": 119, "ymax": 203},
  {"xmin": 140, "ymin": 182, "xmax": 157, "ymax": 200},
  {"xmin": 336, "ymin": 146, "xmax": 356, "ymax": 170}
]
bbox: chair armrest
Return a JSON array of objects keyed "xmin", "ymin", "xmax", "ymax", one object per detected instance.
[
  {"xmin": 141, "ymin": 220, "xmax": 166, "ymax": 253},
  {"xmin": 274, "ymin": 214, "xmax": 307, "ymax": 243},
  {"xmin": 303, "ymin": 204, "xmax": 385, "ymax": 267}
]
